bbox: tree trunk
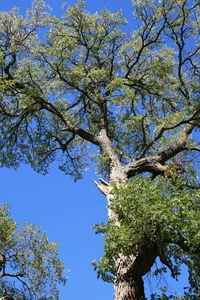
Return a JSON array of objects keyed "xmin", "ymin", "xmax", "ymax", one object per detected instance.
[
  {"xmin": 94, "ymin": 140, "xmax": 159, "ymax": 300},
  {"xmin": 114, "ymin": 253, "xmax": 146, "ymax": 300},
  {"xmin": 114, "ymin": 276, "xmax": 145, "ymax": 300},
  {"xmin": 113, "ymin": 244, "xmax": 157, "ymax": 300},
  {"xmin": 106, "ymin": 167, "xmax": 157, "ymax": 300}
]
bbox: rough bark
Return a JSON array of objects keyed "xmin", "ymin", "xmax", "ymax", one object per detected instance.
[
  {"xmin": 95, "ymin": 164, "xmax": 158, "ymax": 300},
  {"xmin": 95, "ymin": 137, "xmax": 163, "ymax": 299},
  {"xmin": 112, "ymin": 233, "xmax": 158, "ymax": 300},
  {"xmin": 113, "ymin": 256, "xmax": 149, "ymax": 300},
  {"xmin": 93, "ymin": 120, "xmax": 199, "ymax": 300},
  {"xmin": 114, "ymin": 276, "xmax": 145, "ymax": 300}
]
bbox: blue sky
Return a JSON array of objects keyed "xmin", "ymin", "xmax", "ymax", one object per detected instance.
[
  {"xmin": 0, "ymin": 1, "xmax": 194, "ymax": 299},
  {"xmin": 0, "ymin": 2, "xmax": 132, "ymax": 299}
]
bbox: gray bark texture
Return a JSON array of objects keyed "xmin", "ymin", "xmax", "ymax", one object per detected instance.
[
  {"xmin": 105, "ymin": 173, "xmax": 158, "ymax": 300},
  {"xmin": 114, "ymin": 277, "xmax": 145, "ymax": 300},
  {"xmin": 93, "ymin": 122, "xmax": 198, "ymax": 300}
]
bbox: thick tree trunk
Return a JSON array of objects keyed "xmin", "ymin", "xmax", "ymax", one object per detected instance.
[
  {"xmin": 114, "ymin": 253, "xmax": 146, "ymax": 300},
  {"xmin": 114, "ymin": 276, "xmax": 145, "ymax": 300},
  {"xmin": 95, "ymin": 131, "xmax": 161, "ymax": 300},
  {"xmin": 113, "ymin": 244, "xmax": 157, "ymax": 300},
  {"xmin": 95, "ymin": 169, "xmax": 159, "ymax": 299},
  {"xmin": 107, "ymin": 168, "xmax": 158, "ymax": 299}
]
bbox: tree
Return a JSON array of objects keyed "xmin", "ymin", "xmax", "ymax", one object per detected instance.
[
  {"xmin": 0, "ymin": 0, "xmax": 199, "ymax": 298},
  {"xmin": 0, "ymin": 204, "xmax": 66, "ymax": 299}
]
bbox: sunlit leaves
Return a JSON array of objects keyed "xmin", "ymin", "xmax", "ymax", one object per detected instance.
[
  {"xmin": 0, "ymin": 205, "xmax": 67, "ymax": 299},
  {"xmin": 0, "ymin": 1, "xmax": 199, "ymax": 298},
  {"xmin": 93, "ymin": 176, "xmax": 200, "ymax": 296},
  {"xmin": 0, "ymin": 0, "xmax": 199, "ymax": 179}
]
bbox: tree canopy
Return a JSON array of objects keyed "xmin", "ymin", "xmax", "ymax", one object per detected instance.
[
  {"xmin": 0, "ymin": 0, "xmax": 198, "ymax": 179},
  {"xmin": 0, "ymin": 0, "xmax": 199, "ymax": 299},
  {"xmin": 0, "ymin": 204, "xmax": 66, "ymax": 299}
]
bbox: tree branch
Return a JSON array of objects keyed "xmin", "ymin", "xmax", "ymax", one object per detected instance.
[
  {"xmin": 125, "ymin": 156, "xmax": 165, "ymax": 179},
  {"xmin": 137, "ymin": 112, "xmax": 200, "ymax": 160},
  {"xmin": 125, "ymin": 110, "xmax": 200, "ymax": 178},
  {"xmin": 183, "ymin": 147, "xmax": 200, "ymax": 152},
  {"xmin": 158, "ymin": 121, "xmax": 198, "ymax": 163},
  {"xmin": 0, "ymin": 272, "xmax": 24, "ymax": 278},
  {"xmin": 125, "ymin": 18, "xmax": 166, "ymax": 78},
  {"xmin": 96, "ymin": 129, "xmax": 122, "ymax": 170},
  {"xmin": 93, "ymin": 178, "xmax": 111, "ymax": 195},
  {"xmin": 61, "ymin": 127, "xmax": 100, "ymax": 146}
]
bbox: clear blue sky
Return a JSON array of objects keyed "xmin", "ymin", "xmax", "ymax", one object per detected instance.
[{"xmin": 0, "ymin": 1, "xmax": 192, "ymax": 299}]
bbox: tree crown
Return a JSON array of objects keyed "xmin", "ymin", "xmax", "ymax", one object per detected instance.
[
  {"xmin": 0, "ymin": 0, "xmax": 199, "ymax": 180},
  {"xmin": 0, "ymin": 204, "xmax": 66, "ymax": 299}
]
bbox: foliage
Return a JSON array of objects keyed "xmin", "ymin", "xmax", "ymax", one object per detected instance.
[
  {"xmin": 0, "ymin": 0, "xmax": 199, "ymax": 298},
  {"xmin": 0, "ymin": 204, "xmax": 67, "ymax": 299},
  {"xmin": 0, "ymin": 0, "xmax": 198, "ymax": 180},
  {"xmin": 93, "ymin": 176, "xmax": 200, "ymax": 298}
]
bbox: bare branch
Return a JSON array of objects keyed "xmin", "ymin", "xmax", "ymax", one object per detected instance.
[
  {"xmin": 93, "ymin": 178, "xmax": 111, "ymax": 195},
  {"xmin": 125, "ymin": 156, "xmax": 165, "ymax": 179}
]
